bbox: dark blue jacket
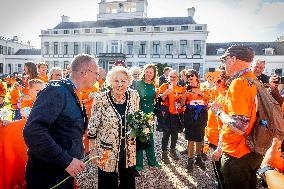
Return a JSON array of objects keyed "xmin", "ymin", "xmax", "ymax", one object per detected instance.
[{"xmin": 23, "ymin": 80, "xmax": 88, "ymax": 171}]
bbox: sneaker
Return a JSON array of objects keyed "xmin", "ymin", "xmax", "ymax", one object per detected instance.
[
  {"xmin": 195, "ymin": 156, "xmax": 206, "ymax": 170},
  {"xmin": 169, "ymin": 149, "xmax": 180, "ymax": 160},
  {"xmin": 162, "ymin": 151, "xmax": 171, "ymax": 164}
]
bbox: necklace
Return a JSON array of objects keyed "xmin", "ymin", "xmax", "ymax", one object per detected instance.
[{"xmin": 111, "ymin": 92, "xmax": 126, "ymax": 104}]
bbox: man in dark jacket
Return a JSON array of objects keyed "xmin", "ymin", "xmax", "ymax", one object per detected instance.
[
  {"xmin": 159, "ymin": 67, "xmax": 172, "ymax": 86},
  {"xmin": 23, "ymin": 54, "xmax": 99, "ymax": 189}
]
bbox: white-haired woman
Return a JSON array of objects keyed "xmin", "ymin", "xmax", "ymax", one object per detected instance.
[
  {"xmin": 130, "ymin": 66, "xmax": 141, "ymax": 89},
  {"xmin": 48, "ymin": 67, "xmax": 63, "ymax": 81},
  {"xmin": 88, "ymin": 66, "xmax": 140, "ymax": 189}
]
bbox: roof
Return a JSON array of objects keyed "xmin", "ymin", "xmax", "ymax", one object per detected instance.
[
  {"xmin": 206, "ymin": 42, "xmax": 284, "ymax": 55},
  {"xmin": 53, "ymin": 17, "xmax": 197, "ymax": 29},
  {"xmin": 14, "ymin": 49, "xmax": 41, "ymax": 55}
]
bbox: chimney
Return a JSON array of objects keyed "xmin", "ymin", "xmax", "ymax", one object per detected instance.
[
  {"xmin": 12, "ymin": 36, "xmax": 18, "ymax": 42},
  {"xmin": 187, "ymin": 7, "xmax": 195, "ymax": 17},
  {"xmin": 61, "ymin": 15, "xmax": 70, "ymax": 22}
]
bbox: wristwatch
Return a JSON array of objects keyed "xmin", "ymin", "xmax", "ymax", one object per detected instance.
[{"xmin": 257, "ymin": 166, "xmax": 278, "ymax": 179}]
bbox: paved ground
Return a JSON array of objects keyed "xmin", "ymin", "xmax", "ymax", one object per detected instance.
[{"xmin": 77, "ymin": 131, "xmax": 218, "ymax": 189}]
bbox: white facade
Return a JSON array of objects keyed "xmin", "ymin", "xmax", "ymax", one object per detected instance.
[
  {"xmin": 40, "ymin": 0, "xmax": 209, "ymax": 76},
  {"xmin": 0, "ymin": 36, "xmax": 41, "ymax": 75}
]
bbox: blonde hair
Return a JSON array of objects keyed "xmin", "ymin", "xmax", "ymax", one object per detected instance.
[
  {"xmin": 105, "ymin": 66, "xmax": 133, "ymax": 87},
  {"xmin": 28, "ymin": 79, "xmax": 44, "ymax": 88},
  {"xmin": 140, "ymin": 64, "xmax": 158, "ymax": 85}
]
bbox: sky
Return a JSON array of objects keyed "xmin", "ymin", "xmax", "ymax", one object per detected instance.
[{"xmin": 0, "ymin": 0, "xmax": 283, "ymax": 48}]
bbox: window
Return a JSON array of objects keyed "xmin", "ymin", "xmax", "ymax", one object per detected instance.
[
  {"xmin": 153, "ymin": 41, "xmax": 160, "ymax": 55},
  {"xmin": 54, "ymin": 30, "xmax": 58, "ymax": 34},
  {"xmin": 74, "ymin": 30, "xmax": 80, "ymax": 34},
  {"xmin": 85, "ymin": 44, "xmax": 91, "ymax": 55},
  {"xmin": 54, "ymin": 42, "xmax": 58, "ymax": 55},
  {"xmin": 154, "ymin": 27, "xmax": 160, "ymax": 32},
  {"xmin": 64, "ymin": 30, "xmax": 69, "ymax": 34},
  {"xmin": 7, "ymin": 64, "xmax": 12, "ymax": 74},
  {"xmin": 127, "ymin": 28, "xmax": 134, "ymax": 32},
  {"xmin": 140, "ymin": 27, "xmax": 146, "ymax": 32},
  {"xmin": 166, "ymin": 42, "xmax": 173, "ymax": 55},
  {"xmin": 0, "ymin": 63, "xmax": 3, "ymax": 73},
  {"xmin": 7, "ymin": 47, "xmax": 11, "ymax": 55},
  {"xmin": 180, "ymin": 40, "xmax": 187, "ymax": 55},
  {"xmin": 194, "ymin": 40, "xmax": 202, "ymax": 54},
  {"xmin": 209, "ymin": 68, "xmax": 215, "ymax": 72},
  {"xmin": 64, "ymin": 61, "xmax": 69, "ymax": 69},
  {"xmin": 111, "ymin": 41, "xmax": 118, "ymax": 53},
  {"xmin": 216, "ymin": 48, "xmax": 225, "ymax": 55},
  {"xmin": 167, "ymin": 27, "xmax": 175, "ymax": 31},
  {"xmin": 0, "ymin": 45, "xmax": 3, "ymax": 54},
  {"xmin": 64, "ymin": 42, "xmax": 68, "ymax": 55},
  {"xmin": 275, "ymin": 69, "xmax": 282, "ymax": 76},
  {"xmin": 96, "ymin": 42, "xmax": 103, "ymax": 54},
  {"xmin": 195, "ymin": 26, "xmax": 202, "ymax": 30},
  {"xmin": 181, "ymin": 26, "xmax": 188, "ymax": 31},
  {"xmin": 139, "ymin": 41, "xmax": 146, "ymax": 55},
  {"xmin": 53, "ymin": 61, "xmax": 59, "ymax": 67},
  {"xmin": 18, "ymin": 64, "xmax": 22, "ymax": 73},
  {"xmin": 265, "ymin": 48, "xmax": 274, "ymax": 55},
  {"xmin": 96, "ymin": 29, "xmax": 103, "ymax": 33},
  {"xmin": 44, "ymin": 42, "xmax": 49, "ymax": 54},
  {"xmin": 74, "ymin": 42, "xmax": 79, "ymax": 55},
  {"xmin": 127, "ymin": 41, "xmax": 133, "ymax": 55},
  {"xmin": 85, "ymin": 29, "xmax": 91, "ymax": 33},
  {"xmin": 193, "ymin": 63, "xmax": 200, "ymax": 72}
]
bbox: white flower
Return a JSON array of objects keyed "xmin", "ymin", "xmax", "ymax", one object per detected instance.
[
  {"xmin": 21, "ymin": 107, "xmax": 32, "ymax": 118},
  {"xmin": 143, "ymin": 128, "xmax": 150, "ymax": 134},
  {"xmin": 0, "ymin": 108, "xmax": 11, "ymax": 119}
]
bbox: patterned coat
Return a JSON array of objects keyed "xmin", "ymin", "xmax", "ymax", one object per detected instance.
[{"xmin": 88, "ymin": 89, "xmax": 140, "ymax": 172}]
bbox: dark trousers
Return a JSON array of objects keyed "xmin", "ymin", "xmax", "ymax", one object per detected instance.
[
  {"xmin": 98, "ymin": 167, "xmax": 135, "ymax": 189},
  {"xmin": 209, "ymin": 143, "xmax": 224, "ymax": 189},
  {"xmin": 162, "ymin": 130, "xmax": 178, "ymax": 151},
  {"xmin": 25, "ymin": 158, "xmax": 73, "ymax": 189},
  {"xmin": 221, "ymin": 152, "xmax": 263, "ymax": 189}
]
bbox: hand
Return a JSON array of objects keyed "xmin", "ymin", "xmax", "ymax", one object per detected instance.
[
  {"xmin": 210, "ymin": 101, "xmax": 222, "ymax": 115},
  {"xmin": 269, "ymin": 75, "xmax": 279, "ymax": 89},
  {"xmin": 211, "ymin": 149, "xmax": 222, "ymax": 161},
  {"xmin": 165, "ymin": 88, "xmax": 173, "ymax": 95},
  {"xmin": 65, "ymin": 158, "xmax": 85, "ymax": 177},
  {"xmin": 261, "ymin": 138, "xmax": 284, "ymax": 172},
  {"xmin": 2, "ymin": 119, "xmax": 11, "ymax": 126},
  {"xmin": 183, "ymin": 91, "xmax": 190, "ymax": 98}
]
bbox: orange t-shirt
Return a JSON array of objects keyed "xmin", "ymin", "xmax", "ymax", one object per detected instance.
[
  {"xmin": 20, "ymin": 98, "xmax": 34, "ymax": 109},
  {"xmin": 81, "ymin": 86, "xmax": 98, "ymax": 106},
  {"xmin": 221, "ymin": 72, "xmax": 258, "ymax": 158},
  {"xmin": 37, "ymin": 75, "xmax": 48, "ymax": 83},
  {"xmin": 185, "ymin": 87, "xmax": 210, "ymax": 106},
  {"xmin": 0, "ymin": 82, "xmax": 6, "ymax": 97},
  {"xmin": 9, "ymin": 89, "xmax": 21, "ymax": 110},
  {"xmin": 158, "ymin": 83, "xmax": 185, "ymax": 114},
  {"xmin": 205, "ymin": 92, "xmax": 226, "ymax": 146}
]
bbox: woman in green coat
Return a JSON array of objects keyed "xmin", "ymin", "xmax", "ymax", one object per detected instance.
[{"xmin": 135, "ymin": 64, "xmax": 161, "ymax": 171}]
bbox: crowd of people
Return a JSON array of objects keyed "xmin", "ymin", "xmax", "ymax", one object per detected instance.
[{"xmin": 0, "ymin": 44, "xmax": 284, "ymax": 189}]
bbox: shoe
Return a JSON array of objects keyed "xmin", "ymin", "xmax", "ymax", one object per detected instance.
[
  {"xmin": 162, "ymin": 151, "xmax": 171, "ymax": 164},
  {"xmin": 133, "ymin": 169, "xmax": 141, "ymax": 177},
  {"xmin": 169, "ymin": 149, "xmax": 180, "ymax": 160},
  {"xmin": 180, "ymin": 149, "xmax": 188, "ymax": 155},
  {"xmin": 195, "ymin": 156, "xmax": 206, "ymax": 170},
  {"xmin": 187, "ymin": 157, "xmax": 194, "ymax": 172}
]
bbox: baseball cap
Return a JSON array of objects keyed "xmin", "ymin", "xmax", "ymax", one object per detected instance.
[{"xmin": 220, "ymin": 44, "xmax": 254, "ymax": 62}]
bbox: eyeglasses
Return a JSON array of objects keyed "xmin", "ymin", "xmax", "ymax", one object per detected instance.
[
  {"xmin": 221, "ymin": 56, "xmax": 232, "ymax": 63},
  {"xmin": 86, "ymin": 69, "xmax": 100, "ymax": 76},
  {"xmin": 189, "ymin": 74, "xmax": 195, "ymax": 77}
]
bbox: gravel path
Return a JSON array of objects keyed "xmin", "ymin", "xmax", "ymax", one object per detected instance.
[{"xmin": 77, "ymin": 131, "xmax": 218, "ymax": 189}]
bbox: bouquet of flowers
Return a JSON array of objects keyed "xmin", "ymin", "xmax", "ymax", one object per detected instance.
[
  {"xmin": 0, "ymin": 108, "xmax": 11, "ymax": 120},
  {"xmin": 127, "ymin": 111, "xmax": 155, "ymax": 143}
]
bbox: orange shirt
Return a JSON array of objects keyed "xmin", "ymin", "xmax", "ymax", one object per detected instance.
[
  {"xmin": 37, "ymin": 75, "xmax": 48, "ymax": 83},
  {"xmin": 185, "ymin": 87, "xmax": 210, "ymax": 106},
  {"xmin": 159, "ymin": 83, "xmax": 185, "ymax": 114},
  {"xmin": 20, "ymin": 97, "xmax": 34, "ymax": 109},
  {"xmin": 81, "ymin": 85, "xmax": 98, "ymax": 106},
  {"xmin": 0, "ymin": 82, "xmax": 6, "ymax": 97},
  {"xmin": 205, "ymin": 92, "xmax": 226, "ymax": 146},
  {"xmin": 9, "ymin": 89, "xmax": 21, "ymax": 110},
  {"xmin": 221, "ymin": 72, "xmax": 258, "ymax": 158}
]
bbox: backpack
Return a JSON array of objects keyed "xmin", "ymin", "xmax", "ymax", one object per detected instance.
[{"xmin": 245, "ymin": 77, "xmax": 284, "ymax": 156}]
